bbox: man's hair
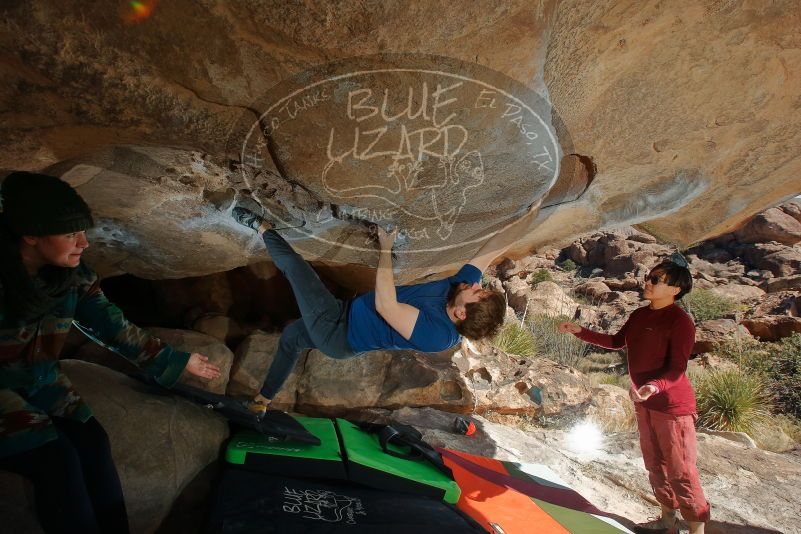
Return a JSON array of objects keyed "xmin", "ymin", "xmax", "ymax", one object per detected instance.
[
  {"xmin": 448, "ymin": 284, "xmax": 506, "ymax": 340},
  {"xmin": 650, "ymin": 260, "xmax": 693, "ymax": 300}
]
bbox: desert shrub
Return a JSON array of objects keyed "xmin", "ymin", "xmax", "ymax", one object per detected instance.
[
  {"xmin": 716, "ymin": 334, "xmax": 801, "ymax": 419},
  {"xmin": 529, "ymin": 269, "xmax": 553, "ymax": 285},
  {"xmin": 682, "ymin": 289, "xmax": 739, "ymax": 321},
  {"xmin": 560, "ymin": 259, "xmax": 577, "ymax": 271},
  {"xmin": 713, "ymin": 336, "xmax": 771, "ymax": 374},
  {"xmin": 492, "ymin": 322, "xmax": 537, "ymax": 357},
  {"xmin": 765, "ymin": 334, "xmax": 801, "ymax": 418},
  {"xmin": 527, "ymin": 314, "xmax": 589, "ymax": 368},
  {"xmin": 694, "ymin": 368, "xmax": 772, "ymax": 434}
]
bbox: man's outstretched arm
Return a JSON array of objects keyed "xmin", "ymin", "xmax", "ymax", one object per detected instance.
[
  {"xmin": 468, "ymin": 199, "xmax": 543, "ymax": 274},
  {"xmin": 374, "ymin": 226, "xmax": 419, "ymax": 340}
]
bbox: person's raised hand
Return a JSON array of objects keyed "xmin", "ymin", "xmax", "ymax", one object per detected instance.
[
  {"xmin": 185, "ymin": 353, "xmax": 221, "ymax": 380},
  {"xmin": 375, "ymin": 225, "xmax": 398, "ymax": 252},
  {"xmin": 631, "ymin": 384, "xmax": 658, "ymax": 403},
  {"xmin": 557, "ymin": 321, "xmax": 581, "ymax": 334}
]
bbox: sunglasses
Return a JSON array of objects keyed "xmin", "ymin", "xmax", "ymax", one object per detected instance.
[{"xmin": 645, "ymin": 274, "xmax": 667, "ymax": 285}]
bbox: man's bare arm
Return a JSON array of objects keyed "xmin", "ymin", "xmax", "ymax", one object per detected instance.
[{"xmin": 373, "ymin": 227, "xmax": 419, "ymax": 340}]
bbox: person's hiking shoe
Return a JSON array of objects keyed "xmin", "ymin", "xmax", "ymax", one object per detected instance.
[
  {"xmin": 240, "ymin": 399, "xmax": 269, "ymax": 419},
  {"xmin": 633, "ymin": 516, "xmax": 680, "ymax": 534},
  {"xmin": 232, "ymin": 206, "xmax": 270, "ymax": 232}
]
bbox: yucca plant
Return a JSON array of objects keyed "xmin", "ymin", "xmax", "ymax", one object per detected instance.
[
  {"xmin": 527, "ymin": 314, "xmax": 590, "ymax": 368},
  {"xmin": 492, "ymin": 322, "xmax": 538, "ymax": 357},
  {"xmin": 694, "ymin": 369, "xmax": 772, "ymax": 434}
]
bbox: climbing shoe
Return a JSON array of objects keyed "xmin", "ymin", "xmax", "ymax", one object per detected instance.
[
  {"xmin": 232, "ymin": 206, "xmax": 270, "ymax": 232},
  {"xmin": 240, "ymin": 399, "xmax": 269, "ymax": 419}
]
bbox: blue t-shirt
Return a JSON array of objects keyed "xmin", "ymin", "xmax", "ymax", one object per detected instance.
[{"xmin": 347, "ymin": 264, "xmax": 482, "ymax": 353}]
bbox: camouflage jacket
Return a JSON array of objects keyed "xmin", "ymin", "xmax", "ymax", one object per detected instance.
[{"xmin": 0, "ymin": 262, "xmax": 189, "ymax": 457}]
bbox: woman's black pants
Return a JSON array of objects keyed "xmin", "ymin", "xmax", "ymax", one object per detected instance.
[{"xmin": 0, "ymin": 416, "xmax": 129, "ymax": 534}]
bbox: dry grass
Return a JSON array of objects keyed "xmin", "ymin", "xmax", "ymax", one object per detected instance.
[
  {"xmin": 753, "ymin": 415, "xmax": 801, "ymax": 452},
  {"xmin": 772, "ymin": 414, "xmax": 801, "ymax": 443},
  {"xmin": 589, "ymin": 401, "xmax": 637, "ymax": 433},
  {"xmin": 589, "ymin": 372, "xmax": 631, "ymax": 390},
  {"xmin": 579, "ymin": 352, "xmax": 625, "ymax": 374}
]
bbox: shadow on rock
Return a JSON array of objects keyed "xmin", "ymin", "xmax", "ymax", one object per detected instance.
[{"xmin": 706, "ymin": 521, "xmax": 785, "ymax": 534}]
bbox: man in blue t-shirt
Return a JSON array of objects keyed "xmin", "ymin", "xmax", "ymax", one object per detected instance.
[{"xmin": 231, "ymin": 201, "xmax": 541, "ymax": 413}]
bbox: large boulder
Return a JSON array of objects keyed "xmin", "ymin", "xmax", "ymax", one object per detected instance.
[
  {"xmin": 190, "ymin": 314, "xmax": 251, "ymax": 349},
  {"xmin": 740, "ymin": 316, "xmax": 801, "ymax": 342},
  {"xmin": 0, "ymin": 361, "xmax": 229, "ymax": 534},
  {"xmin": 502, "ymin": 276, "xmax": 532, "ymax": 315},
  {"xmin": 737, "ymin": 242, "xmax": 787, "ymax": 268},
  {"xmin": 750, "ymin": 291, "xmax": 801, "ymax": 318},
  {"xmin": 226, "ymin": 330, "xmax": 300, "ymax": 408},
  {"xmin": 758, "ymin": 247, "xmax": 801, "ymax": 277},
  {"xmin": 734, "ymin": 207, "xmax": 801, "ymax": 245},
  {"xmin": 296, "ymin": 350, "xmax": 393, "ymax": 414},
  {"xmin": 1, "ymin": 2, "xmax": 799, "ymax": 283},
  {"xmin": 604, "ymin": 276, "xmax": 640, "ymax": 291},
  {"xmin": 496, "ymin": 255, "xmax": 555, "ymax": 280},
  {"xmin": 296, "ymin": 349, "xmax": 471, "ymax": 416},
  {"xmin": 454, "ymin": 348, "xmax": 591, "ymax": 416},
  {"xmin": 693, "ymin": 319, "xmax": 753, "ymax": 354},
  {"xmin": 526, "ymin": 281, "xmax": 578, "ymax": 318},
  {"xmin": 708, "ymin": 284, "xmax": 765, "ymax": 303},
  {"xmin": 566, "ymin": 241, "xmax": 588, "ymax": 265},
  {"xmin": 374, "ymin": 351, "xmax": 473, "ymax": 411},
  {"xmin": 146, "ymin": 328, "xmax": 234, "ymax": 394},
  {"xmin": 574, "ymin": 279, "xmax": 612, "ymax": 300},
  {"xmin": 781, "ymin": 200, "xmax": 801, "ymax": 224},
  {"xmin": 764, "ymin": 274, "xmax": 801, "ymax": 293}
]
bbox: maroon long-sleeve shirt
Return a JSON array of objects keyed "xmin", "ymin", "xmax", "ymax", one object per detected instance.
[{"xmin": 574, "ymin": 303, "xmax": 697, "ymax": 415}]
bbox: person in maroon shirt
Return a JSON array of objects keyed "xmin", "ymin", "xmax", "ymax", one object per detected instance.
[{"xmin": 559, "ymin": 254, "xmax": 710, "ymax": 534}]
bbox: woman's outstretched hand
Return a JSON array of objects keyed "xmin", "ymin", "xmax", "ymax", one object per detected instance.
[
  {"xmin": 557, "ymin": 321, "xmax": 581, "ymax": 334},
  {"xmin": 185, "ymin": 353, "xmax": 222, "ymax": 380}
]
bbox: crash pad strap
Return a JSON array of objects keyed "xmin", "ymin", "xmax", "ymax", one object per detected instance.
[
  {"xmin": 438, "ymin": 449, "xmax": 610, "ymax": 518},
  {"xmin": 337, "ymin": 419, "xmax": 461, "ymax": 504}
]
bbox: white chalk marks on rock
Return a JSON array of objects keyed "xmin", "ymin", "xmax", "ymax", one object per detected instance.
[{"xmin": 225, "ymin": 54, "xmax": 572, "ymax": 264}]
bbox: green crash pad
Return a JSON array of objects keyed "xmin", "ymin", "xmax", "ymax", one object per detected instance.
[
  {"xmin": 225, "ymin": 416, "xmax": 346, "ymax": 480},
  {"xmin": 336, "ymin": 419, "xmax": 461, "ymax": 504}
]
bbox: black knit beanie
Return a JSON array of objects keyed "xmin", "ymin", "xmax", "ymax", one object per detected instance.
[{"xmin": 0, "ymin": 171, "xmax": 93, "ymax": 236}]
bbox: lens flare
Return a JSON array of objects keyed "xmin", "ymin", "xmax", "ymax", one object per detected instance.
[
  {"xmin": 123, "ymin": 0, "xmax": 158, "ymax": 23},
  {"xmin": 566, "ymin": 421, "xmax": 603, "ymax": 455}
]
